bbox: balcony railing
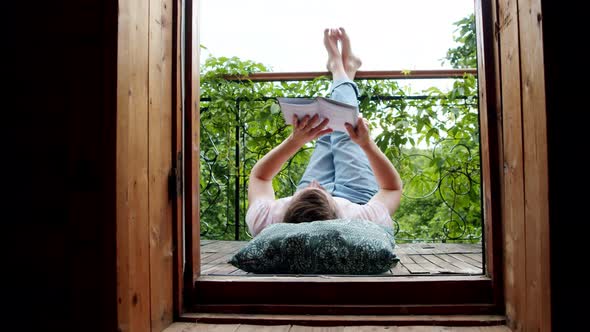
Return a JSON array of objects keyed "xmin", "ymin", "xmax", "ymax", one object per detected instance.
[{"xmin": 199, "ymin": 69, "xmax": 482, "ymax": 243}]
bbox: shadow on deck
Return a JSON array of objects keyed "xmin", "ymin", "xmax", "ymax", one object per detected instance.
[{"xmin": 200, "ymin": 240, "xmax": 483, "ymax": 276}]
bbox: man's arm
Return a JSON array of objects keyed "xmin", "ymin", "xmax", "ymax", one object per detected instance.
[
  {"xmin": 345, "ymin": 118, "xmax": 403, "ymax": 215},
  {"xmin": 248, "ymin": 114, "xmax": 332, "ymax": 205}
]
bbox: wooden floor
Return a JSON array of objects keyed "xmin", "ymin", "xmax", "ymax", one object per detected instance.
[
  {"xmin": 164, "ymin": 323, "xmax": 510, "ymax": 331},
  {"xmin": 201, "ymin": 240, "xmax": 483, "ymax": 276}
]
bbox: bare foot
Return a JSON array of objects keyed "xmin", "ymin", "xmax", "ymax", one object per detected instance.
[
  {"xmin": 324, "ymin": 28, "xmax": 346, "ymax": 79},
  {"xmin": 339, "ymin": 27, "xmax": 362, "ymax": 78}
]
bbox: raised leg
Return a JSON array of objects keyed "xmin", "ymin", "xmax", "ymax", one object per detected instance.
[
  {"xmin": 339, "ymin": 27, "xmax": 363, "ymax": 80},
  {"xmin": 330, "ymin": 131, "xmax": 378, "ymax": 204},
  {"xmin": 297, "ymin": 28, "xmax": 377, "ymax": 203},
  {"xmin": 328, "ymin": 78, "xmax": 378, "ymax": 204},
  {"xmin": 330, "ymin": 29, "xmax": 378, "ymax": 204},
  {"xmin": 296, "ymin": 28, "xmax": 344, "ymax": 192},
  {"xmin": 324, "ymin": 28, "xmax": 348, "ymax": 81}
]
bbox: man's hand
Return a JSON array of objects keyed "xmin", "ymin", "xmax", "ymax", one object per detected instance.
[
  {"xmin": 345, "ymin": 117, "xmax": 371, "ymax": 148},
  {"xmin": 290, "ymin": 114, "xmax": 332, "ymax": 146}
]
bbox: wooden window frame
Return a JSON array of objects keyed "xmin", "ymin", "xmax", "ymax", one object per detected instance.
[
  {"xmin": 170, "ymin": 0, "xmax": 550, "ymax": 327},
  {"xmin": 180, "ymin": 0, "xmax": 500, "ymax": 316}
]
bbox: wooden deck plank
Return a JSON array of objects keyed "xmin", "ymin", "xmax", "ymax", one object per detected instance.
[
  {"xmin": 202, "ymin": 265, "xmax": 241, "ymax": 276},
  {"xmin": 207, "ymin": 253, "xmax": 236, "ymax": 265},
  {"xmin": 342, "ymin": 327, "xmax": 394, "ymax": 332},
  {"xmin": 400, "ymin": 244, "xmax": 421, "ymax": 255},
  {"xmin": 450, "ymin": 253, "xmax": 483, "ymax": 269},
  {"xmin": 290, "ymin": 327, "xmax": 345, "ymax": 332},
  {"xmin": 201, "ymin": 252, "xmax": 218, "ymax": 260},
  {"xmin": 436, "ymin": 255, "xmax": 481, "ymax": 274},
  {"xmin": 447, "ymin": 253, "xmax": 482, "ymax": 269},
  {"xmin": 201, "ymin": 241, "xmax": 234, "ymax": 253},
  {"xmin": 406, "ymin": 255, "xmax": 444, "ymax": 274},
  {"xmin": 201, "ymin": 252, "xmax": 229, "ymax": 264},
  {"xmin": 183, "ymin": 324, "xmax": 240, "ymax": 332},
  {"xmin": 402, "ymin": 263, "xmax": 430, "ymax": 275},
  {"xmin": 393, "ymin": 246, "xmax": 408, "ymax": 255},
  {"xmin": 237, "ymin": 325, "xmax": 291, "ymax": 332},
  {"xmin": 464, "ymin": 253, "xmax": 483, "ymax": 264},
  {"xmin": 199, "ymin": 241, "xmax": 483, "ymax": 276},
  {"xmin": 174, "ymin": 314, "xmax": 507, "ymax": 329},
  {"xmin": 422, "ymin": 255, "xmax": 465, "ymax": 273},
  {"xmin": 164, "ymin": 323, "xmax": 511, "ymax": 332},
  {"xmin": 201, "ymin": 264, "xmax": 232, "ymax": 275},
  {"xmin": 390, "ymin": 261, "xmax": 411, "ymax": 275},
  {"xmin": 229, "ymin": 268, "xmax": 250, "ymax": 275}
]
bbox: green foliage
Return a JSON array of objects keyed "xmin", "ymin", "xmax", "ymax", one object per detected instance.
[
  {"xmin": 200, "ymin": 15, "xmax": 482, "ymax": 243},
  {"xmin": 443, "ymin": 14, "xmax": 477, "ymax": 69},
  {"xmin": 354, "ymin": 75, "xmax": 481, "ymax": 243}
]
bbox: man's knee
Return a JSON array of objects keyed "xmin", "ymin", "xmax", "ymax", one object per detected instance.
[{"xmin": 331, "ymin": 82, "xmax": 359, "ymax": 99}]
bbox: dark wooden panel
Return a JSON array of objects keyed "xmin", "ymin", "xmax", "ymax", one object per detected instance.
[
  {"xmin": 172, "ymin": 0, "xmax": 185, "ymax": 319},
  {"xmin": 193, "ymin": 276, "xmax": 494, "ymax": 310},
  {"xmin": 164, "ymin": 322, "xmax": 511, "ymax": 331},
  {"xmin": 192, "ymin": 303, "xmax": 500, "ymax": 316},
  {"xmin": 474, "ymin": 0, "xmax": 504, "ymax": 313},
  {"xmin": 184, "ymin": 0, "xmax": 202, "ymax": 305},
  {"xmin": 8, "ymin": 0, "xmax": 120, "ymax": 329},
  {"xmin": 179, "ymin": 313, "xmax": 506, "ymax": 327}
]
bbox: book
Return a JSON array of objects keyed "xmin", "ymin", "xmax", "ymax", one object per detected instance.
[{"xmin": 277, "ymin": 96, "xmax": 358, "ymax": 133}]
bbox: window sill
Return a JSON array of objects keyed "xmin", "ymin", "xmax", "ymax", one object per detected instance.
[{"xmin": 178, "ymin": 312, "xmax": 507, "ymax": 327}]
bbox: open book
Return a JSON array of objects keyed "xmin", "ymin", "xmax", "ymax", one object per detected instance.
[{"xmin": 277, "ymin": 97, "xmax": 358, "ymax": 133}]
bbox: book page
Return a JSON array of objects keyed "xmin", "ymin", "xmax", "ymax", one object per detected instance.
[
  {"xmin": 318, "ymin": 97, "xmax": 358, "ymax": 133},
  {"xmin": 277, "ymin": 98, "xmax": 320, "ymax": 126},
  {"xmin": 277, "ymin": 97, "xmax": 357, "ymax": 134}
]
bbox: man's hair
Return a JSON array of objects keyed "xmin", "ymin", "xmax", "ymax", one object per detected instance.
[{"xmin": 283, "ymin": 189, "xmax": 338, "ymax": 224}]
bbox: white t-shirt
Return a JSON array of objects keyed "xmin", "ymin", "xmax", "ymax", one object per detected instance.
[{"xmin": 246, "ymin": 196, "xmax": 392, "ymax": 236}]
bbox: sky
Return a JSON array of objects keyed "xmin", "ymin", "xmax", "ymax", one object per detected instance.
[{"xmin": 199, "ymin": 0, "xmax": 475, "ymax": 72}]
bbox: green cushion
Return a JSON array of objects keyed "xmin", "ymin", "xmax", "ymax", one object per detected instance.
[{"xmin": 229, "ymin": 219, "xmax": 399, "ymax": 274}]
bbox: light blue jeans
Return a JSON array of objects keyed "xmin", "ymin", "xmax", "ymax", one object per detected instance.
[{"xmin": 296, "ymin": 79, "xmax": 379, "ymax": 204}]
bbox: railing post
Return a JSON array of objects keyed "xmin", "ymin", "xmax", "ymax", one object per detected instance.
[{"xmin": 234, "ymin": 100, "xmax": 240, "ymax": 240}]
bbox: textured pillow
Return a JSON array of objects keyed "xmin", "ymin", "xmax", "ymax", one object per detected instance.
[{"xmin": 229, "ymin": 219, "xmax": 399, "ymax": 274}]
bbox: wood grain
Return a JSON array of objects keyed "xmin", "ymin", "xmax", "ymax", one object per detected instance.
[
  {"xmin": 184, "ymin": 0, "xmax": 202, "ymax": 302},
  {"xmin": 518, "ymin": 0, "xmax": 551, "ymax": 330},
  {"xmin": 497, "ymin": 0, "xmax": 526, "ymax": 330},
  {"xmin": 149, "ymin": 0, "xmax": 175, "ymax": 330},
  {"xmin": 164, "ymin": 324, "xmax": 511, "ymax": 332},
  {"xmin": 238, "ymin": 325, "xmax": 291, "ymax": 332},
  {"xmin": 223, "ymin": 69, "xmax": 477, "ymax": 82},
  {"xmin": 164, "ymin": 322, "xmax": 512, "ymax": 332},
  {"xmin": 474, "ymin": 0, "xmax": 504, "ymax": 312},
  {"xmin": 178, "ymin": 314, "xmax": 506, "ymax": 327},
  {"xmin": 173, "ymin": 0, "xmax": 185, "ymax": 318},
  {"xmin": 116, "ymin": 0, "xmax": 151, "ymax": 331}
]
